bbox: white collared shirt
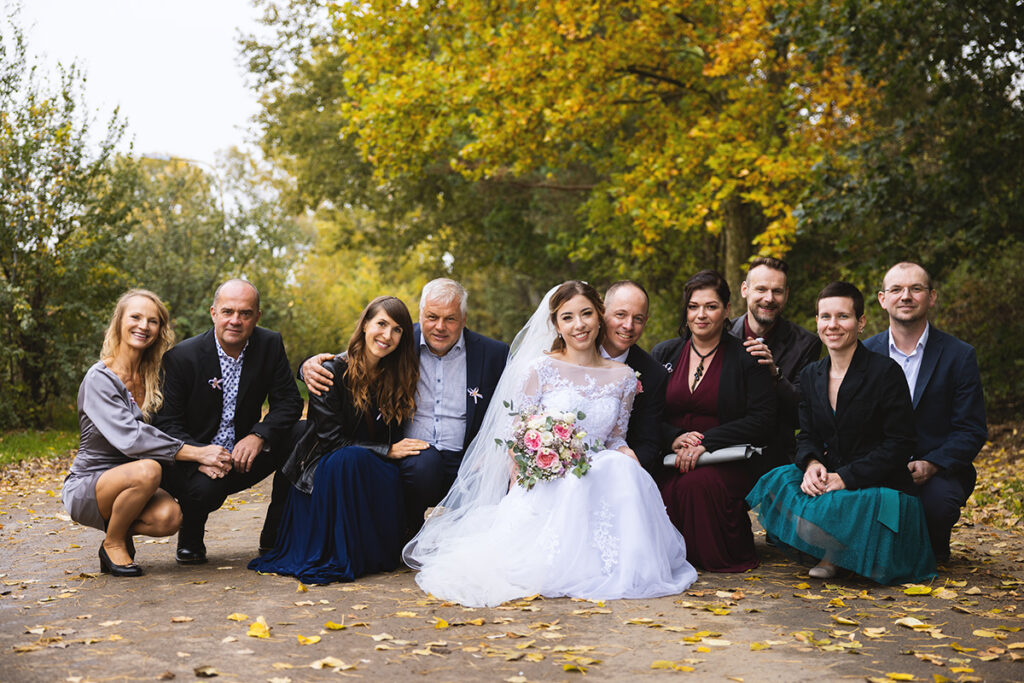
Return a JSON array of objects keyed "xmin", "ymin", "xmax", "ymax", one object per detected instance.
[
  {"xmin": 887, "ymin": 322, "xmax": 930, "ymax": 397},
  {"xmin": 600, "ymin": 345, "xmax": 629, "ymax": 363},
  {"xmin": 405, "ymin": 331, "xmax": 468, "ymax": 451}
]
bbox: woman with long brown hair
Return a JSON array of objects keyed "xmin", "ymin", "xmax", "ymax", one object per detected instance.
[
  {"xmin": 249, "ymin": 296, "xmax": 420, "ymax": 583},
  {"xmin": 62, "ymin": 290, "xmax": 231, "ymax": 577}
]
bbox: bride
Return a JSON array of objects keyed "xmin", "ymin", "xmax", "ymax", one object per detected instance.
[{"xmin": 403, "ymin": 281, "xmax": 697, "ymax": 606}]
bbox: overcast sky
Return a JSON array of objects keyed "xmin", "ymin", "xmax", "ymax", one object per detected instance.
[{"xmin": 19, "ymin": 0, "xmax": 264, "ymax": 164}]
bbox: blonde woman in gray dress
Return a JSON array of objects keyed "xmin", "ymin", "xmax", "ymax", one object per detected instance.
[{"xmin": 62, "ymin": 290, "xmax": 231, "ymax": 577}]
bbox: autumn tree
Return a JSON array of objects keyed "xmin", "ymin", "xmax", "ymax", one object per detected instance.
[
  {"xmin": 0, "ymin": 13, "xmax": 138, "ymax": 427},
  {"xmin": 335, "ymin": 0, "xmax": 872, "ymax": 294}
]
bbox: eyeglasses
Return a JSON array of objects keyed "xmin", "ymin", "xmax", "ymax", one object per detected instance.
[{"xmin": 884, "ymin": 285, "xmax": 930, "ymax": 296}]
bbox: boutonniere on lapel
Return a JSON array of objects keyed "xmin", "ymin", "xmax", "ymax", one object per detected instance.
[
  {"xmin": 467, "ymin": 387, "xmax": 483, "ymax": 404},
  {"xmin": 634, "ymin": 370, "xmax": 644, "ymax": 394},
  {"xmin": 208, "ymin": 377, "xmax": 224, "ymax": 391}
]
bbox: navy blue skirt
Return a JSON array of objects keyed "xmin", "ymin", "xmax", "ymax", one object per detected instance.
[{"xmin": 248, "ymin": 446, "xmax": 405, "ymax": 584}]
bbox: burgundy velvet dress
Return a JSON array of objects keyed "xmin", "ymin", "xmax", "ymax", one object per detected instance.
[{"xmin": 658, "ymin": 341, "xmax": 759, "ymax": 572}]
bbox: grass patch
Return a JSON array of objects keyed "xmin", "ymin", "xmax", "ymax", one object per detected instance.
[{"xmin": 0, "ymin": 429, "xmax": 78, "ymax": 466}]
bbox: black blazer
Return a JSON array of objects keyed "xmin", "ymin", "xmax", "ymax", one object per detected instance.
[
  {"xmin": 863, "ymin": 326, "xmax": 987, "ymax": 496},
  {"xmin": 796, "ymin": 342, "xmax": 916, "ymax": 493},
  {"xmin": 728, "ymin": 314, "xmax": 821, "ymax": 469},
  {"xmin": 622, "ymin": 345, "xmax": 669, "ymax": 473},
  {"xmin": 651, "ymin": 332, "xmax": 776, "ymax": 455},
  {"xmin": 412, "ymin": 324, "xmax": 509, "ymax": 451},
  {"xmin": 155, "ymin": 327, "xmax": 302, "ymax": 450},
  {"xmin": 283, "ymin": 356, "xmax": 403, "ymax": 493}
]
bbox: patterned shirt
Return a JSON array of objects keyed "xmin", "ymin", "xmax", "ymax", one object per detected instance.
[
  {"xmin": 405, "ymin": 331, "xmax": 467, "ymax": 451},
  {"xmin": 211, "ymin": 336, "xmax": 248, "ymax": 451}
]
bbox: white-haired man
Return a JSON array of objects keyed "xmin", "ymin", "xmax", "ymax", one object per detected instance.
[{"xmin": 301, "ymin": 279, "xmax": 508, "ymax": 534}]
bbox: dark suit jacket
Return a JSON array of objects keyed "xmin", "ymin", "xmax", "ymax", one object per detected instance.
[
  {"xmin": 651, "ymin": 332, "xmax": 776, "ymax": 458},
  {"xmin": 155, "ymin": 327, "xmax": 303, "ymax": 451},
  {"xmin": 412, "ymin": 324, "xmax": 509, "ymax": 451},
  {"xmin": 283, "ymin": 355, "xmax": 402, "ymax": 493},
  {"xmin": 728, "ymin": 315, "xmax": 821, "ymax": 470},
  {"xmin": 622, "ymin": 345, "xmax": 669, "ymax": 473},
  {"xmin": 863, "ymin": 326, "xmax": 987, "ymax": 495},
  {"xmin": 796, "ymin": 342, "xmax": 916, "ymax": 492}
]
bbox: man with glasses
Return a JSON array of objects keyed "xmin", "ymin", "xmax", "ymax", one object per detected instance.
[{"xmin": 864, "ymin": 262, "xmax": 987, "ymax": 563}]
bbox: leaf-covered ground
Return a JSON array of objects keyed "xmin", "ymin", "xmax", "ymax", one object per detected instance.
[{"xmin": 0, "ymin": 426, "xmax": 1021, "ymax": 682}]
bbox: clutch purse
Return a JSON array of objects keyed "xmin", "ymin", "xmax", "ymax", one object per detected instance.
[{"xmin": 662, "ymin": 444, "xmax": 762, "ymax": 467}]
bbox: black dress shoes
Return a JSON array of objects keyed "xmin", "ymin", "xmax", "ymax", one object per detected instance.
[
  {"xmin": 176, "ymin": 545, "xmax": 208, "ymax": 565},
  {"xmin": 99, "ymin": 544, "xmax": 143, "ymax": 577}
]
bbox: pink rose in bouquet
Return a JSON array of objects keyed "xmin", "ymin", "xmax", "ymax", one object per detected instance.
[
  {"xmin": 523, "ymin": 429, "xmax": 543, "ymax": 451},
  {"xmin": 553, "ymin": 422, "xmax": 574, "ymax": 442},
  {"xmin": 536, "ymin": 447, "xmax": 559, "ymax": 470}
]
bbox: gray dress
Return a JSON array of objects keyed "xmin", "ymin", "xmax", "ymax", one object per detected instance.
[{"xmin": 62, "ymin": 362, "xmax": 183, "ymax": 531}]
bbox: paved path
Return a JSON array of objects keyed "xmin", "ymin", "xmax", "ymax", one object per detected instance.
[{"xmin": 1, "ymin": 460, "xmax": 1022, "ymax": 682}]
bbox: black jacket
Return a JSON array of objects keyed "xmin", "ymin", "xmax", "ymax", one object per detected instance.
[
  {"xmin": 155, "ymin": 327, "xmax": 302, "ymax": 450},
  {"xmin": 283, "ymin": 356, "xmax": 403, "ymax": 494},
  {"xmin": 622, "ymin": 345, "xmax": 669, "ymax": 473},
  {"xmin": 651, "ymin": 332, "xmax": 776, "ymax": 456},
  {"xmin": 728, "ymin": 315, "xmax": 821, "ymax": 471},
  {"xmin": 796, "ymin": 342, "xmax": 916, "ymax": 493}
]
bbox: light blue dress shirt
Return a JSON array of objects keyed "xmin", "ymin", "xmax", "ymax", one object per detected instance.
[
  {"xmin": 406, "ymin": 331, "xmax": 468, "ymax": 451},
  {"xmin": 886, "ymin": 322, "xmax": 930, "ymax": 399}
]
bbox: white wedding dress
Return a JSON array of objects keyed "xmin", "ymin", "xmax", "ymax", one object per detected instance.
[{"xmin": 408, "ymin": 355, "xmax": 697, "ymax": 607}]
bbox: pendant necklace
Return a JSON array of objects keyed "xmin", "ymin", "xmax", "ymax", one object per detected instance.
[{"xmin": 691, "ymin": 341, "xmax": 720, "ymax": 391}]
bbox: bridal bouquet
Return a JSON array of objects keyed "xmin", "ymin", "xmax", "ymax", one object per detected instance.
[{"xmin": 497, "ymin": 402, "xmax": 600, "ymax": 490}]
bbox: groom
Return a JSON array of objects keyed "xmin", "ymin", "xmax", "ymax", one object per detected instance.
[
  {"xmin": 300, "ymin": 279, "xmax": 508, "ymax": 532},
  {"xmin": 599, "ymin": 281, "xmax": 669, "ymax": 474}
]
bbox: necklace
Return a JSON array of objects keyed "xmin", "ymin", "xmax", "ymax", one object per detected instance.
[{"xmin": 690, "ymin": 341, "xmax": 720, "ymax": 391}]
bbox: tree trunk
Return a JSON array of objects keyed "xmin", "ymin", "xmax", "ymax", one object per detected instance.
[{"xmin": 723, "ymin": 198, "xmax": 758, "ymax": 299}]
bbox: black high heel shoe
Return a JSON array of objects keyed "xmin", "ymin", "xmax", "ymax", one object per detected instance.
[
  {"xmin": 126, "ymin": 534, "xmax": 135, "ymax": 561},
  {"xmin": 99, "ymin": 543, "xmax": 143, "ymax": 577}
]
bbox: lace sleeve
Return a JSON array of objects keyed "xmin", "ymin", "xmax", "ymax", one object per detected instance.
[
  {"xmin": 512, "ymin": 359, "xmax": 543, "ymax": 412},
  {"xmin": 606, "ymin": 367, "xmax": 638, "ymax": 451}
]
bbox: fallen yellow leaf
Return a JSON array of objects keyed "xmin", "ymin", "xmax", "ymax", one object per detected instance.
[
  {"xmin": 297, "ymin": 634, "xmax": 320, "ymax": 645},
  {"xmin": 296, "ymin": 583, "xmax": 308, "ymax": 592},
  {"xmin": 227, "ymin": 613, "xmax": 248, "ymax": 622},
  {"xmin": 749, "ymin": 642, "xmax": 770, "ymax": 651},
  {"xmin": 247, "ymin": 617, "xmax": 270, "ymax": 639},
  {"xmin": 885, "ymin": 674, "xmax": 915, "ymax": 681},
  {"xmin": 904, "ymin": 585, "xmax": 932, "ymax": 595},
  {"xmin": 832, "ymin": 615, "xmax": 859, "ymax": 625},
  {"xmin": 324, "ymin": 621, "xmax": 346, "ymax": 631},
  {"xmin": 433, "ymin": 617, "xmax": 449, "ymax": 629}
]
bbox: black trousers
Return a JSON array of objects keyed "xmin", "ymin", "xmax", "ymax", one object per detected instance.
[
  {"xmin": 396, "ymin": 445, "xmax": 463, "ymax": 535},
  {"xmin": 160, "ymin": 425, "xmax": 300, "ymax": 550}
]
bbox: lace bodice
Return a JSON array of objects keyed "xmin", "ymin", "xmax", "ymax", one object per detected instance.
[{"xmin": 515, "ymin": 356, "xmax": 637, "ymax": 451}]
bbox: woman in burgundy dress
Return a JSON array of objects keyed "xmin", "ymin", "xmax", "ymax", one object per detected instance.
[{"xmin": 651, "ymin": 270, "xmax": 775, "ymax": 572}]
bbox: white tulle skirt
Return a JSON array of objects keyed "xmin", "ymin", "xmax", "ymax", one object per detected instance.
[{"xmin": 413, "ymin": 450, "xmax": 698, "ymax": 607}]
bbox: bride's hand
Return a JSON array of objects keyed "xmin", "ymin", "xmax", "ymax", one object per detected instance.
[{"xmin": 617, "ymin": 446, "xmax": 639, "ymax": 463}]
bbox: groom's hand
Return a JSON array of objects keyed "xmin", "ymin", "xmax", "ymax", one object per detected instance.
[
  {"xmin": 231, "ymin": 434, "xmax": 265, "ymax": 473},
  {"xmin": 301, "ymin": 353, "xmax": 335, "ymax": 396},
  {"xmin": 387, "ymin": 438, "xmax": 428, "ymax": 460}
]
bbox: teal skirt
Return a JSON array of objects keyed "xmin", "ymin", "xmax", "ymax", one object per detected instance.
[{"xmin": 746, "ymin": 465, "xmax": 936, "ymax": 584}]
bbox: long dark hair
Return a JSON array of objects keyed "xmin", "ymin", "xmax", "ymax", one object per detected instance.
[
  {"xmin": 677, "ymin": 269, "xmax": 731, "ymax": 337},
  {"xmin": 548, "ymin": 280, "xmax": 606, "ymax": 352},
  {"xmin": 345, "ymin": 296, "xmax": 418, "ymax": 423}
]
